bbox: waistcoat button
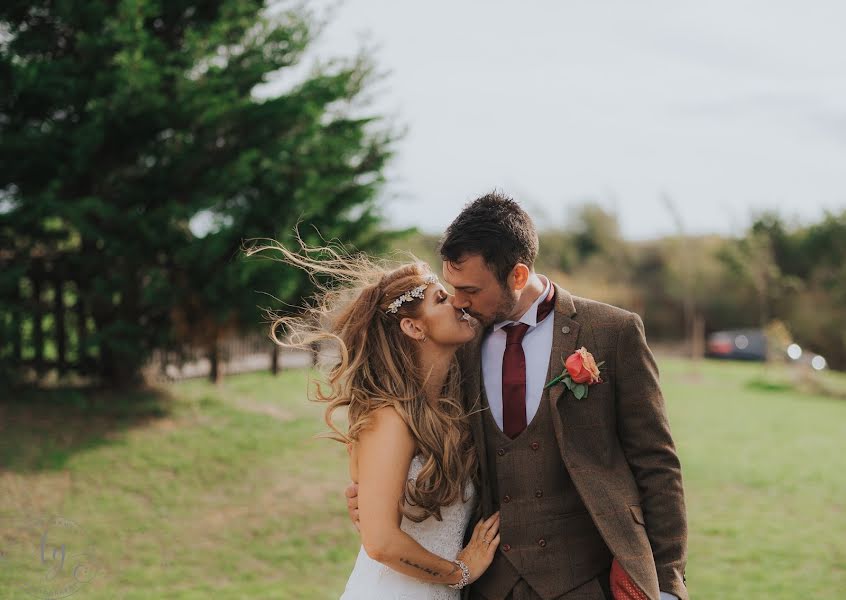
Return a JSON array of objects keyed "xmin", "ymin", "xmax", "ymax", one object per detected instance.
[
  {"xmin": 535, "ymin": 489, "xmax": 543, "ymax": 498},
  {"xmin": 538, "ymin": 538, "xmax": 546, "ymax": 547},
  {"xmin": 497, "ymin": 448, "xmax": 506, "ymax": 456},
  {"xmin": 502, "ymin": 543, "xmax": 511, "ymax": 552},
  {"xmin": 503, "ymin": 495, "xmax": 511, "ymax": 503},
  {"xmin": 530, "ymin": 441, "xmax": 539, "ymax": 451}
]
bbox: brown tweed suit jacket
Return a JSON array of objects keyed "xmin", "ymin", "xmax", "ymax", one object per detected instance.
[{"xmin": 459, "ymin": 283, "xmax": 688, "ymax": 600}]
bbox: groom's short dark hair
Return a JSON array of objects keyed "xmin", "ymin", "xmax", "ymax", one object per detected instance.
[{"xmin": 438, "ymin": 191, "xmax": 539, "ymax": 285}]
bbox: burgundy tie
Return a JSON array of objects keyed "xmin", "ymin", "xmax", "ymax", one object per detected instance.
[{"xmin": 501, "ymin": 283, "xmax": 556, "ymax": 439}]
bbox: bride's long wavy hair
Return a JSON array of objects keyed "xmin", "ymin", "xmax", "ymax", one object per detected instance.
[{"xmin": 243, "ymin": 237, "xmax": 478, "ymax": 522}]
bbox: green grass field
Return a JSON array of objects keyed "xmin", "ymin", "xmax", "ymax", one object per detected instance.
[{"xmin": 1, "ymin": 358, "xmax": 845, "ymax": 599}]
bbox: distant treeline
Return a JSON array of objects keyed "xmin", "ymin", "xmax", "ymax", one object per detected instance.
[{"xmin": 397, "ymin": 204, "xmax": 846, "ymax": 371}]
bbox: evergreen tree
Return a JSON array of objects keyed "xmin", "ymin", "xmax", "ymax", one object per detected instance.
[{"xmin": 0, "ymin": 1, "xmax": 398, "ymax": 387}]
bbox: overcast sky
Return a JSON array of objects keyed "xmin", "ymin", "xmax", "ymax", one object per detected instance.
[{"xmin": 270, "ymin": 1, "xmax": 846, "ymax": 240}]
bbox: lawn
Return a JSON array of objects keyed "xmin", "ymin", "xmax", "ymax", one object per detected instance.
[{"xmin": 1, "ymin": 357, "xmax": 845, "ymax": 599}]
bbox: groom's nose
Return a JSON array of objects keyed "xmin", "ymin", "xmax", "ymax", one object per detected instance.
[{"xmin": 451, "ymin": 293, "xmax": 471, "ymax": 309}]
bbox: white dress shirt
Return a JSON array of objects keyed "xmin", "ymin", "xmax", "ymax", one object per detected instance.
[
  {"xmin": 480, "ymin": 275, "xmax": 680, "ymax": 600},
  {"xmin": 481, "ymin": 276, "xmax": 554, "ymax": 432}
]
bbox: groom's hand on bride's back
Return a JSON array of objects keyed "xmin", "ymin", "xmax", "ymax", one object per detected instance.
[{"xmin": 344, "ymin": 481, "xmax": 360, "ymax": 532}]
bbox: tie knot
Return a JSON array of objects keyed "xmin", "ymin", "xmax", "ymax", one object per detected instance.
[{"xmin": 504, "ymin": 322, "xmax": 530, "ymax": 345}]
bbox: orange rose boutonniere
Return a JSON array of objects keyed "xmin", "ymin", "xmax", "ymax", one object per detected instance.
[{"xmin": 544, "ymin": 346, "xmax": 605, "ymax": 399}]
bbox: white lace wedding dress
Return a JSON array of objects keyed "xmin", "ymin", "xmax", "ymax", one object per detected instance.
[{"xmin": 339, "ymin": 453, "xmax": 478, "ymax": 600}]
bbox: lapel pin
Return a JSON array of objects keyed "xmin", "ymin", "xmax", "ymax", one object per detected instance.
[{"xmin": 561, "ymin": 325, "xmax": 570, "ymax": 334}]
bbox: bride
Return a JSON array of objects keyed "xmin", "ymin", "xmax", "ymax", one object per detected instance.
[{"xmin": 250, "ymin": 241, "xmax": 500, "ymax": 598}]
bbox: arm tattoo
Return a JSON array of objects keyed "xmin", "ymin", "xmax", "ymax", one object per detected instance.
[{"xmin": 399, "ymin": 556, "xmax": 456, "ymax": 578}]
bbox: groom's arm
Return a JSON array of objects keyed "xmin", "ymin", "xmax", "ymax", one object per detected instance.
[
  {"xmin": 616, "ymin": 311, "xmax": 688, "ymax": 600},
  {"xmin": 344, "ymin": 480, "xmax": 360, "ymax": 533},
  {"xmin": 344, "ymin": 441, "xmax": 361, "ymax": 533}
]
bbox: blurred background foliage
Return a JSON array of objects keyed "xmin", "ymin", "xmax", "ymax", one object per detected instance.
[{"xmin": 1, "ymin": 1, "xmax": 845, "ymax": 391}]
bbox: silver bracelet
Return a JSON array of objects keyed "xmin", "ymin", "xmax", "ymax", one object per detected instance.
[{"xmin": 447, "ymin": 559, "xmax": 470, "ymax": 590}]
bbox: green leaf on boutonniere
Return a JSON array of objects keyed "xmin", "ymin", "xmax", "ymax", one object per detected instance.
[{"xmin": 573, "ymin": 383, "xmax": 588, "ymax": 399}]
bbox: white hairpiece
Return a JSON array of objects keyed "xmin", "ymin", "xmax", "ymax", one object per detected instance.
[{"xmin": 385, "ymin": 273, "xmax": 439, "ymax": 314}]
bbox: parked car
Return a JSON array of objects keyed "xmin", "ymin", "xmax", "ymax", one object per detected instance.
[
  {"xmin": 706, "ymin": 328, "xmax": 828, "ymax": 370},
  {"xmin": 706, "ymin": 328, "xmax": 768, "ymax": 361}
]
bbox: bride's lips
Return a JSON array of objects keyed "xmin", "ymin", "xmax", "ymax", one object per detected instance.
[{"xmin": 457, "ymin": 308, "xmax": 477, "ymax": 327}]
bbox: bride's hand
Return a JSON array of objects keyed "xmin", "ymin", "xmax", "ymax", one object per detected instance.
[{"xmin": 455, "ymin": 511, "xmax": 501, "ymax": 584}]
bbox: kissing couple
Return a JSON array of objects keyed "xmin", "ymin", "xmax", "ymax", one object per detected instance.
[{"xmin": 263, "ymin": 192, "xmax": 688, "ymax": 600}]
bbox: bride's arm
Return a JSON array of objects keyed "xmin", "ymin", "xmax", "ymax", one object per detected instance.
[{"xmin": 354, "ymin": 405, "xmax": 465, "ymax": 586}]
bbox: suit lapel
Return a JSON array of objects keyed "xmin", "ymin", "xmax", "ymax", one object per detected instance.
[{"xmin": 546, "ymin": 284, "xmax": 580, "ymax": 459}]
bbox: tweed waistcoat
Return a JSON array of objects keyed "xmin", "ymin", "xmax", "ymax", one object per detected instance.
[{"xmin": 473, "ymin": 382, "xmax": 612, "ymax": 600}]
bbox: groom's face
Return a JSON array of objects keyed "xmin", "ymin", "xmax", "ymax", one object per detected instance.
[{"xmin": 442, "ymin": 254, "xmax": 517, "ymax": 327}]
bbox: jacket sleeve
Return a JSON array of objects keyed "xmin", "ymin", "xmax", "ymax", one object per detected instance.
[{"xmin": 615, "ymin": 311, "xmax": 689, "ymax": 600}]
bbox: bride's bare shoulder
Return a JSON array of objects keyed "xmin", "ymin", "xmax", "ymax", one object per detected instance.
[
  {"xmin": 349, "ymin": 405, "xmax": 416, "ymax": 481},
  {"xmin": 362, "ymin": 404, "xmax": 413, "ymax": 436}
]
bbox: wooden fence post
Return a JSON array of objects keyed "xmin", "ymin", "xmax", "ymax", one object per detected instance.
[
  {"xmin": 32, "ymin": 275, "xmax": 44, "ymax": 374},
  {"xmin": 54, "ymin": 277, "xmax": 67, "ymax": 375},
  {"xmin": 76, "ymin": 284, "xmax": 88, "ymax": 373},
  {"xmin": 11, "ymin": 277, "xmax": 22, "ymax": 363}
]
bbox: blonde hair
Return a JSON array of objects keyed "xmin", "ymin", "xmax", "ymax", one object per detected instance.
[{"xmin": 243, "ymin": 237, "xmax": 478, "ymax": 522}]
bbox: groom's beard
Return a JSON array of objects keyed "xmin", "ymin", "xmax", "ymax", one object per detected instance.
[{"xmin": 473, "ymin": 287, "xmax": 518, "ymax": 327}]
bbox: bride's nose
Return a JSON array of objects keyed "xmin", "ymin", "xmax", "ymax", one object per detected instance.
[{"xmin": 447, "ymin": 296, "xmax": 466, "ymax": 317}]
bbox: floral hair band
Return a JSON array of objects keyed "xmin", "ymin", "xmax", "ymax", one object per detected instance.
[{"xmin": 385, "ymin": 273, "xmax": 439, "ymax": 314}]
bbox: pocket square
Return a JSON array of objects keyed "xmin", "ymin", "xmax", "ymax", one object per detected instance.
[{"xmin": 610, "ymin": 558, "xmax": 648, "ymax": 600}]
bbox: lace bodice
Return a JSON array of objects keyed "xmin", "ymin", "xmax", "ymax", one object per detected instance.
[{"xmin": 339, "ymin": 453, "xmax": 477, "ymax": 600}]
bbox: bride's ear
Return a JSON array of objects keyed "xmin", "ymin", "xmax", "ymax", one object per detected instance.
[{"xmin": 399, "ymin": 317, "xmax": 426, "ymax": 342}]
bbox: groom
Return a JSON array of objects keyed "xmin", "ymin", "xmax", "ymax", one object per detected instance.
[{"xmin": 345, "ymin": 192, "xmax": 688, "ymax": 600}]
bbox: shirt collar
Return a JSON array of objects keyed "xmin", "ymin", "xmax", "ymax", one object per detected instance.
[{"xmin": 492, "ymin": 275, "xmax": 552, "ymax": 332}]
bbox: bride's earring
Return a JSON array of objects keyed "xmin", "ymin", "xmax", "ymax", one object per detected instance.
[{"xmin": 419, "ymin": 333, "xmax": 427, "ymax": 342}]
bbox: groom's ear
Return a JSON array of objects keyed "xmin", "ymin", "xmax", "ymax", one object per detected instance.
[{"xmin": 510, "ymin": 263, "xmax": 531, "ymax": 291}]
